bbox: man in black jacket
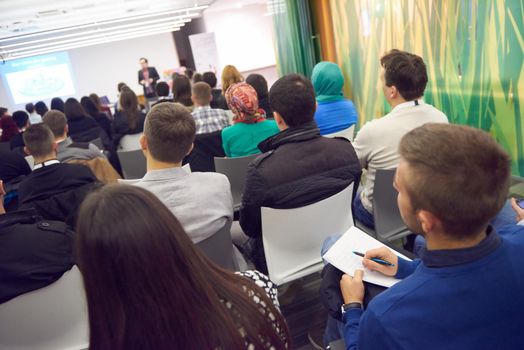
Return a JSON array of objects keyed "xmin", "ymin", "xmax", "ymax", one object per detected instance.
[
  {"xmin": 0, "ymin": 182, "xmax": 74, "ymax": 304},
  {"xmin": 18, "ymin": 124, "xmax": 99, "ymax": 226},
  {"xmin": 239, "ymin": 74, "xmax": 362, "ymax": 272},
  {"xmin": 138, "ymin": 57, "xmax": 160, "ymax": 98}
]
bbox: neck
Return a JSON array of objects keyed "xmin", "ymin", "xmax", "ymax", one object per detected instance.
[
  {"xmin": 389, "ymin": 98, "xmax": 407, "ymax": 109},
  {"xmin": 195, "ymin": 102, "xmax": 210, "ymax": 108},
  {"xmin": 34, "ymin": 154, "xmax": 57, "ymax": 165},
  {"xmin": 425, "ymin": 227, "xmax": 488, "ymax": 250},
  {"xmin": 146, "ymin": 156, "xmax": 182, "ymax": 172},
  {"xmin": 55, "ymin": 135, "xmax": 68, "ymax": 143}
]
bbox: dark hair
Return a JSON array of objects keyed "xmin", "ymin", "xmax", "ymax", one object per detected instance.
[
  {"xmin": 25, "ymin": 103, "xmax": 35, "ymax": 113},
  {"xmin": 12, "ymin": 111, "xmax": 29, "ymax": 129},
  {"xmin": 75, "ymin": 184, "xmax": 290, "ymax": 350},
  {"xmin": 0, "ymin": 107, "xmax": 7, "ymax": 116},
  {"xmin": 184, "ymin": 68, "xmax": 194, "ymax": 80},
  {"xmin": 42, "ymin": 110, "xmax": 68, "ymax": 138},
  {"xmin": 117, "ymin": 82, "xmax": 128, "ymax": 92},
  {"xmin": 145, "ymin": 103, "xmax": 195, "ymax": 163},
  {"xmin": 0, "ymin": 116, "xmax": 19, "ymax": 142},
  {"xmin": 23, "ymin": 123, "xmax": 55, "ymax": 158},
  {"xmin": 172, "ymin": 74, "xmax": 192, "ymax": 107},
  {"xmin": 64, "ymin": 98, "xmax": 87, "ymax": 120},
  {"xmin": 246, "ymin": 74, "xmax": 268, "ymax": 99},
  {"xmin": 155, "ymin": 81, "xmax": 170, "ymax": 97},
  {"xmin": 119, "ymin": 89, "xmax": 140, "ymax": 130},
  {"xmin": 380, "ymin": 49, "xmax": 428, "ymax": 100},
  {"xmin": 192, "ymin": 82, "xmax": 212, "ymax": 105},
  {"xmin": 89, "ymin": 93, "xmax": 102, "ymax": 111},
  {"xmin": 50, "ymin": 97, "xmax": 65, "ymax": 112},
  {"xmin": 269, "ymin": 74, "xmax": 316, "ymax": 127},
  {"xmin": 139, "ymin": 57, "xmax": 148, "ymax": 63},
  {"xmin": 202, "ymin": 72, "xmax": 217, "ymax": 88},
  {"xmin": 399, "ymin": 123, "xmax": 511, "ymax": 237},
  {"xmin": 193, "ymin": 73, "xmax": 203, "ymax": 83},
  {"xmin": 80, "ymin": 96, "xmax": 100, "ymax": 120},
  {"xmin": 34, "ymin": 101, "xmax": 48, "ymax": 117}
]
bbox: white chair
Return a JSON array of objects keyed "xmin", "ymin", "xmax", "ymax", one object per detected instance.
[
  {"xmin": 118, "ymin": 133, "xmax": 142, "ymax": 151},
  {"xmin": 325, "ymin": 125, "xmax": 355, "ymax": 141},
  {"xmin": 182, "ymin": 163, "xmax": 191, "ymax": 173},
  {"xmin": 214, "ymin": 154, "xmax": 259, "ymax": 209},
  {"xmin": 261, "ymin": 183, "xmax": 354, "ymax": 285},
  {"xmin": 25, "ymin": 155, "xmax": 34, "ymax": 169},
  {"xmin": 0, "ymin": 266, "xmax": 89, "ymax": 350}
]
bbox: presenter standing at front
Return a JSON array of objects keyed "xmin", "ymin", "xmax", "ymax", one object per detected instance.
[{"xmin": 138, "ymin": 57, "xmax": 160, "ymax": 99}]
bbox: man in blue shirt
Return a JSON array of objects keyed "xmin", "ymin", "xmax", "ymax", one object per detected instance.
[{"xmin": 339, "ymin": 123, "xmax": 524, "ymax": 349}]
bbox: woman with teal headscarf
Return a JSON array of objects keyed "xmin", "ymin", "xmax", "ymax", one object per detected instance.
[{"xmin": 311, "ymin": 61, "xmax": 358, "ymax": 135}]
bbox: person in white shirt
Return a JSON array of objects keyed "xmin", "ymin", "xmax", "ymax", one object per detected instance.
[
  {"xmin": 352, "ymin": 49, "xmax": 448, "ymax": 228},
  {"xmin": 25, "ymin": 103, "xmax": 42, "ymax": 125},
  {"xmin": 129, "ymin": 102, "xmax": 233, "ymax": 243}
]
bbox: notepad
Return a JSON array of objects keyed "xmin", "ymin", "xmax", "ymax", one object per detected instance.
[{"xmin": 322, "ymin": 226, "xmax": 412, "ymax": 288}]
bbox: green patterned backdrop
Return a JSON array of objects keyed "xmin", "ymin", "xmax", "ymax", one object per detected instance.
[{"xmin": 272, "ymin": 0, "xmax": 524, "ymax": 176}]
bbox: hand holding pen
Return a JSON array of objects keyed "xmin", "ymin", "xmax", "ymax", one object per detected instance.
[{"xmin": 354, "ymin": 247, "xmax": 399, "ymax": 277}]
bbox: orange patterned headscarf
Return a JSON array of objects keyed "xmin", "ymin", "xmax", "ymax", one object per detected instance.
[{"xmin": 225, "ymin": 82, "xmax": 266, "ymax": 124}]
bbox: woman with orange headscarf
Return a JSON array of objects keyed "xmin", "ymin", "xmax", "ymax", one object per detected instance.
[{"xmin": 221, "ymin": 83, "xmax": 279, "ymax": 158}]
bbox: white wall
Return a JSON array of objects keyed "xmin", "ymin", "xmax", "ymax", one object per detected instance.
[
  {"xmin": 0, "ymin": 32, "xmax": 178, "ymax": 112},
  {"xmin": 203, "ymin": 1, "xmax": 276, "ymax": 73}
]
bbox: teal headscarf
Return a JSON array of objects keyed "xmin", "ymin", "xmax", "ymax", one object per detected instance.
[{"xmin": 311, "ymin": 61, "xmax": 345, "ymax": 103}]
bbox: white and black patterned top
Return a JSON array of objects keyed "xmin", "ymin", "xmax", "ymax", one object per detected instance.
[
  {"xmin": 237, "ymin": 270, "xmax": 280, "ymax": 308},
  {"xmin": 192, "ymin": 105, "xmax": 230, "ymax": 134}
]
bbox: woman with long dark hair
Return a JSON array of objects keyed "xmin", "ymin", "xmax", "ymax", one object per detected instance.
[
  {"xmin": 112, "ymin": 88, "xmax": 146, "ymax": 148},
  {"xmin": 76, "ymin": 184, "xmax": 290, "ymax": 350},
  {"xmin": 172, "ymin": 74, "xmax": 193, "ymax": 109},
  {"xmin": 80, "ymin": 96, "xmax": 112, "ymax": 141},
  {"xmin": 64, "ymin": 98, "xmax": 101, "ymax": 142}
]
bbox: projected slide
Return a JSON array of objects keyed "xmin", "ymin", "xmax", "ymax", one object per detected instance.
[{"xmin": 0, "ymin": 52, "xmax": 75, "ymax": 104}]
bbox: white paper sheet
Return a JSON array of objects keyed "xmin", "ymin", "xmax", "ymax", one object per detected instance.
[{"xmin": 322, "ymin": 226, "xmax": 412, "ymax": 288}]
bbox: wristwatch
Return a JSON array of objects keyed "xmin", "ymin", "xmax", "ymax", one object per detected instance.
[{"xmin": 341, "ymin": 302, "xmax": 363, "ymax": 315}]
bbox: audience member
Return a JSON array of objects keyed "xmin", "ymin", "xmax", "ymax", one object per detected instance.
[
  {"xmin": 239, "ymin": 74, "xmax": 362, "ymax": 272},
  {"xmin": 43, "ymin": 110, "xmax": 103, "ymax": 163},
  {"xmin": 50, "ymin": 97, "xmax": 65, "ymax": 112},
  {"xmin": 151, "ymin": 81, "xmax": 173, "ymax": 107},
  {"xmin": 9, "ymin": 111, "xmax": 30, "ymax": 151},
  {"xmin": 193, "ymin": 72, "xmax": 203, "ymax": 83},
  {"xmin": 89, "ymin": 93, "xmax": 112, "ymax": 119},
  {"xmin": 311, "ymin": 61, "xmax": 358, "ymax": 135},
  {"xmin": 221, "ymin": 83, "xmax": 279, "ymax": 158},
  {"xmin": 246, "ymin": 73, "xmax": 271, "ymax": 118},
  {"xmin": 0, "ymin": 107, "xmax": 8, "ymax": 118},
  {"xmin": 114, "ymin": 82, "xmax": 128, "ymax": 111},
  {"xmin": 0, "ymin": 151, "xmax": 31, "ymax": 184},
  {"xmin": 81, "ymin": 96, "xmax": 113, "ymax": 145},
  {"xmin": 184, "ymin": 68, "xmax": 194, "ymax": 81},
  {"xmin": 191, "ymin": 82, "xmax": 229, "ymax": 134},
  {"xmin": 34, "ymin": 101, "xmax": 48, "ymax": 117},
  {"xmin": 113, "ymin": 88, "xmax": 146, "ymax": 147},
  {"xmin": 0, "ymin": 115, "xmax": 19, "ymax": 142},
  {"xmin": 203, "ymin": 71, "xmax": 227, "ymax": 109},
  {"xmin": 352, "ymin": 49, "xmax": 448, "ymax": 228},
  {"xmin": 25, "ymin": 103, "xmax": 42, "ymax": 125},
  {"xmin": 0, "ymin": 181, "xmax": 74, "ymax": 304},
  {"xmin": 130, "ymin": 102, "xmax": 232, "ymax": 243},
  {"xmin": 64, "ymin": 98, "xmax": 102, "ymax": 142},
  {"xmin": 76, "ymin": 184, "xmax": 289, "ymax": 349},
  {"xmin": 138, "ymin": 57, "xmax": 160, "ymax": 99},
  {"xmin": 222, "ymin": 65, "xmax": 244, "ymax": 95},
  {"xmin": 172, "ymin": 74, "xmax": 193, "ymax": 109},
  {"xmin": 18, "ymin": 124, "xmax": 98, "ymax": 225},
  {"xmin": 337, "ymin": 123, "xmax": 524, "ymax": 349}
]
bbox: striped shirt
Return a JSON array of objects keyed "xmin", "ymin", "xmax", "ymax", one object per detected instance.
[{"xmin": 192, "ymin": 105, "xmax": 230, "ymax": 134}]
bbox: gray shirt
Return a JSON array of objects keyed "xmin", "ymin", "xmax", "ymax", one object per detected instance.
[
  {"xmin": 57, "ymin": 137, "xmax": 104, "ymax": 163},
  {"xmin": 130, "ymin": 167, "xmax": 233, "ymax": 243}
]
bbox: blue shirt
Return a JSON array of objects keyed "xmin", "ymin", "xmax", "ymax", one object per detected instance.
[
  {"xmin": 344, "ymin": 226, "xmax": 524, "ymax": 350},
  {"xmin": 314, "ymin": 100, "xmax": 358, "ymax": 135}
]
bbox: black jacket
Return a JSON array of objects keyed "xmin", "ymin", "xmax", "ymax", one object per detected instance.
[
  {"xmin": 112, "ymin": 111, "xmax": 146, "ymax": 148},
  {"xmin": 183, "ymin": 130, "xmax": 226, "ymax": 172},
  {"xmin": 138, "ymin": 67, "xmax": 160, "ymax": 98},
  {"xmin": 68, "ymin": 115, "xmax": 102, "ymax": 143},
  {"xmin": 0, "ymin": 150, "xmax": 31, "ymax": 183},
  {"xmin": 239, "ymin": 122, "xmax": 362, "ymax": 271},
  {"xmin": 0, "ymin": 209, "xmax": 74, "ymax": 304},
  {"xmin": 18, "ymin": 162, "xmax": 99, "ymax": 226},
  {"xmin": 210, "ymin": 89, "xmax": 228, "ymax": 110}
]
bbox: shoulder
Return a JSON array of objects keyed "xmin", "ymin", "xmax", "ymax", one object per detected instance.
[{"xmin": 190, "ymin": 171, "xmax": 229, "ymax": 184}]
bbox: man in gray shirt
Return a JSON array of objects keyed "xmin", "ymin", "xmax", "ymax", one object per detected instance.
[
  {"xmin": 129, "ymin": 102, "xmax": 233, "ymax": 243},
  {"xmin": 42, "ymin": 110, "xmax": 103, "ymax": 163}
]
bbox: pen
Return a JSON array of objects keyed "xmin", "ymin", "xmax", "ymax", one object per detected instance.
[{"xmin": 353, "ymin": 251, "xmax": 395, "ymax": 267}]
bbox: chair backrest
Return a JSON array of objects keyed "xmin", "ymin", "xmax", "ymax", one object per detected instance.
[
  {"xmin": 25, "ymin": 155, "xmax": 34, "ymax": 169},
  {"xmin": 261, "ymin": 183, "xmax": 354, "ymax": 285},
  {"xmin": 117, "ymin": 149, "xmax": 146, "ymax": 179},
  {"xmin": 196, "ymin": 221, "xmax": 235, "ymax": 270},
  {"xmin": 0, "ymin": 266, "xmax": 89, "ymax": 350},
  {"xmin": 214, "ymin": 154, "xmax": 260, "ymax": 209},
  {"xmin": 0, "ymin": 142, "xmax": 10, "ymax": 152},
  {"xmin": 325, "ymin": 125, "xmax": 356, "ymax": 141},
  {"xmin": 118, "ymin": 133, "xmax": 142, "ymax": 151},
  {"xmin": 90, "ymin": 137, "xmax": 103, "ymax": 149},
  {"xmin": 372, "ymin": 169, "xmax": 410, "ymax": 241}
]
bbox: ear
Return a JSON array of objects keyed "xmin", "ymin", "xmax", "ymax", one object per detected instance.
[
  {"xmin": 186, "ymin": 143, "xmax": 194, "ymax": 156},
  {"xmin": 52, "ymin": 141, "xmax": 58, "ymax": 153},
  {"xmin": 23, "ymin": 146, "xmax": 31, "ymax": 156},
  {"xmin": 139, "ymin": 134, "xmax": 148, "ymax": 151},
  {"xmin": 416, "ymin": 210, "xmax": 439, "ymax": 235},
  {"xmin": 389, "ymin": 85, "xmax": 400, "ymax": 100},
  {"xmin": 191, "ymin": 95, "xmax": 196, "ymax": 104},
  {"xmin": 273, "ymin": 111, "xmax": 287, "ymax": 130},
  {"xmin": 64, "ymin": 124, "xmax": 69, "ymax": 135}
]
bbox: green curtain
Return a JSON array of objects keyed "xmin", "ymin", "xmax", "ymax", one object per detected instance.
[{"xmin": 269, "ymin": 0, "xmax": 317, "ymax": 77}]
